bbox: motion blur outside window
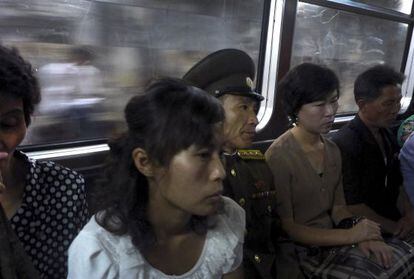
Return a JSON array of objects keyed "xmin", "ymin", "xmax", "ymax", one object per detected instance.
[
  {"xmin": 352, "ymin": 0, "xmax": 413, "ymax": 14},
  {"xmin": 290, "ymin": 2, "xmax": 408, "ymax": 114},
  {"xmin": 0, "ymin": 0, "xmax": 266, "ymax": 146}
]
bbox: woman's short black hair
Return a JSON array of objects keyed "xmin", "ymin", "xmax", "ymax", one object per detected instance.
[
  {"xmin": 278, "ymin": 63, "xmax": 339, "ymax": 123},
  {"xmin": 0, "ymin": 45, "xmax": 41, "ymax": 126},
  {"xmin": 354, "ymin": 64, "xmax": 405, "ymax": 102},
  {"xmin": 95, "ymin": 78, "xmax": 224, "ymax": 251}
]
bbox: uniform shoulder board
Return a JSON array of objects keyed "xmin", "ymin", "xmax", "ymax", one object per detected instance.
[{"xmin": 237, "ymin": 149, "xmax": 265, "ymax": 160}]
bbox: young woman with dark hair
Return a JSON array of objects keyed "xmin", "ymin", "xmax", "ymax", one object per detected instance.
[
  {"xmin": 265, "ymin": 63, "xmax": 414, "ymax": 278},
  {"xmin": 68, "ymin": 78, "xmax": 245, "ymax": 278}
]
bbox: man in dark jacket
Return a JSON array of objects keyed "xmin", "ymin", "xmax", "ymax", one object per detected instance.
[
  {"xmin": 184, "ymin": 49, "xmax": 279, "ymax": 278},
  {"xmin": 332, "ymin": 65, "xmax": 414, "ymax": 239}
]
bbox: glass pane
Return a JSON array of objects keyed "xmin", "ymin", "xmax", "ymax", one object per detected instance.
[
  {"xmin": 0, "ymin": 0, "xmax": 265, "ymax": 146},
  {"xmin": 291, "ymin": 2, "xmax": 408, "ymax": 114},
  {"xmin": 351, "ymin": 0, "xmax": 412, "ymax": 14}
]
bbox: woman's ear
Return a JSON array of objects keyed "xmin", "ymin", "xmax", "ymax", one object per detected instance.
[{"xmin": 132, "ymin": 148, "xmax": 154, "ymax": 177}]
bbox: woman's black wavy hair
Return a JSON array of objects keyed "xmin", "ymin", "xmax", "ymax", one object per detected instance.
[
  {"xmin": 278, "ymin": 63, "xmax": 339, "ymax": 124},
  {"xmin": 94, "ymin": 78, "xmax": 224, "ymax": 251},
  {"xmin": 0, "ymin": 45, "xmax": 40, "ymax": 126}
]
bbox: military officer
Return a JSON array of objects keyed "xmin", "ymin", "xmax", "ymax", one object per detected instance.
[{"xmin": 183, "ymin": 49, "xmax": 279, "ymax": 279}]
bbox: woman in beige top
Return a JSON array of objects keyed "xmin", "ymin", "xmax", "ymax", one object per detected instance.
[{"xmin": 265, "ymin": 63, "xmax": 414, "ymax": 278}]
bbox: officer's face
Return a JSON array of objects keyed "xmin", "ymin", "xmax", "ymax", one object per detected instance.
[
  {"xmin": 151, "ymin": 127, "xmax": 226, "ymax": 217},
  {"xmin": 358, "ymin": 85, "xmax": 402, "ymax": 128},
  {"xmin": 220, "ymin": 95, "xmax": 259, "ymax": 152},
  {"xmin": 0, "ymin": 96, "xmax": 26, "ymax": 173},
  {"xmin": 296, "ymin": 91, "xmax": 338, "ymax": 135}
]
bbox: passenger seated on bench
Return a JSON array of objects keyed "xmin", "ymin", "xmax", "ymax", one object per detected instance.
[
  {"xmin": 183, "ymin": 49, "xmax": 279, "ymax": 279},
  {"xmin": 68, "ymin": 78, "xmax": 245, "ymax": 279},
  {"xmin": 331, "ymin": 65, "xmax": 414, "ymax": 239},
  {"xmin": 0, "ymin": 45, "xmax": 88, "ymax": 279},
  {"xmin": 266, "ymin": 63, "xmax": 414, "ymax": 278}
]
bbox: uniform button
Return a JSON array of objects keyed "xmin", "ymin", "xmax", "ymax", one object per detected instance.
[
  {"xmin": 230, "ymin": 169, "xmax": 236, "ymax": 176},
  {"xmin": 254, "ymin": 254, "xmax": 261, "ymax": 263},
  {"xmin": 267, "ymin": 205, "xmax": 272, "ymax": 213},
  {"xmin": 321, "ymin": 187, "xmax": 326, "ymax": 192},
  {"xmin": 239, "ymin": 198, "xmax": 245, "ymax": 207}
]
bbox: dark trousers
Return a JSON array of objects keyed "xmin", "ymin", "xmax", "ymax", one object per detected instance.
[{"xmin": 0, "ymin": 205, "xmax": 39, "ymax": 279}]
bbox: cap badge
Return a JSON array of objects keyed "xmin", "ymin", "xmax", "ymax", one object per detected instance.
[
  {"xmin": 254, "ymin": 180, "xmax": 266, "ymax": 191},
  {"xmin": 246, "ymin": 77, "xmax": 254, "ymax": 90}
]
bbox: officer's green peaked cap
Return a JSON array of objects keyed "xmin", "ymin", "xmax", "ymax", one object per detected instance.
[{"xmin": 183, "ymin": 49, "xmax": 264, "ymax": 102}]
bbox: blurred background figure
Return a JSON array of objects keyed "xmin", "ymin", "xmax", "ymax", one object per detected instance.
[
  {"xmin": 35, "ymin": 46, "xmax": 104, "ymax": 142},
  {"xmin": 68, "ymin": 46, "xmax": 103, "ymax": 98}
]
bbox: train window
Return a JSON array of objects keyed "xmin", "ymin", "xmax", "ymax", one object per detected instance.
[
  {"xmin": 257, "ymin": 0, "xmax": 284, "ymax": 130},
  {"xmin": 351, "ymin": 0, "xmax": 413, "ymax": 14},
  {"xmin": 290, "ymin": 2, "xmax": 408, "ymax": 114},
  {"xmin": 0, "ymin": 0, "xmax": 267, "ymax": 147}
]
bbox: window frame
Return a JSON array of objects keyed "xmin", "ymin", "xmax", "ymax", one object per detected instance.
[
  {"xmin": 257, "ymin": 0, "xmax": 285, "ymax": 130},
  {"xmin": 257, "ymin": 0, "xmax": 414, "ymax": 138},
  {"xmin": 12, "ymin": 0, "xmax": 271, "ymax": 152},
  {"xmin": 19, "ymin": 0, "xmax": 414, "ymax": 154},
  {"xmin": 12, "ymin": 0, "xmax": 271, "ymax": 156},
  {"xmin": 300, "ymin": 0, "xmax": 414, "ymax": 119}
]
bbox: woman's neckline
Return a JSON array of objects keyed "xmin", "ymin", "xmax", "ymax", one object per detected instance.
[
  {"xmin": 288, "ymin": 129, "xmax": 327, "ymax": 176},
  {"xmin": 142, "ymin": 227, "xmax": 210, "ymax": 278}
]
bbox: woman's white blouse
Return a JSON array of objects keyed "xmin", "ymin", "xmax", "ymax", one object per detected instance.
[{"xmin": 67, "ymin": 197, "xmax": 245, "ymax": 279}]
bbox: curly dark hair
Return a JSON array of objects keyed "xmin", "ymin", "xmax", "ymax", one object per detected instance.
[
  {"xmin": 278, "ymin": 63, "xmax": 339, "ymax": 124},
  {"xmin": 0, "ymin": 45, "xmax": 41, "ymax": 126},
  {"xmin": 94, "ymin": 78, "xmax": 224, "ymax": 252},
  {"xmin": 354, "ymin": 64, "xmax": 405, "ymax": 102}
]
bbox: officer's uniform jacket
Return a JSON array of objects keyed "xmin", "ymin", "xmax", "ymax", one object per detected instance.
[{"xmin": 223, "ymin": 149, "xmax": 279, "ymax": 279}]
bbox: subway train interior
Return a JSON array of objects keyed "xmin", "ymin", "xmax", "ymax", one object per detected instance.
[{"xmin": 2, "ymin": 0, "xmax": 414, "ymax": 210}]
